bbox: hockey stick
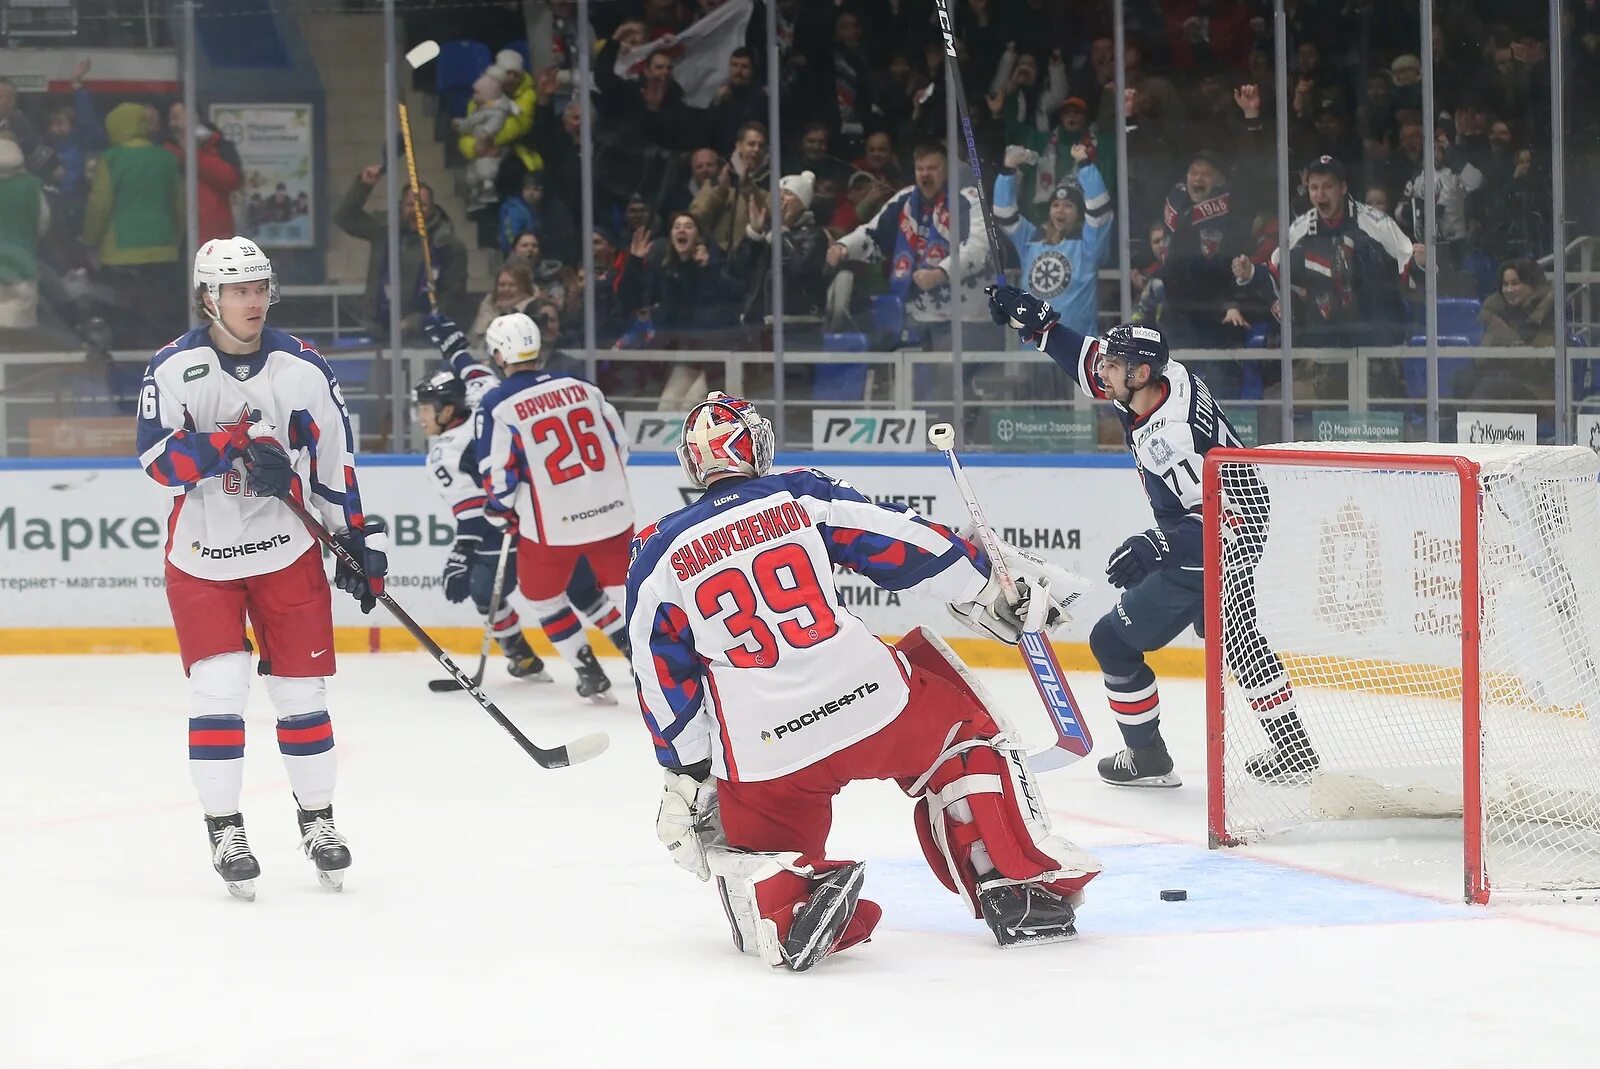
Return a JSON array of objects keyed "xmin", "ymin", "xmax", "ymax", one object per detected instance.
[
  {"xmin": 285, "ymin": 498, "xmax": 608, "ymax": 769},
  {"xmin": 428, "ymin": 533, "xmax": 513, "ymax": 693},
  {"xmin": 933, "ymin": 0, "xmax": 1006, "ymax": 288},
  {"xmin": 928, "ymin": 423, "xmax": 1092, "ymax": 772},
  {"xmin": 397, "ymin": 102, "xmax": 438, "ymax": 314}
]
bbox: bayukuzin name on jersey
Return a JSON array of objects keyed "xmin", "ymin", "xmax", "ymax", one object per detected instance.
[{"xmin": 671, "ymin": 500, "xmax": 815, "ymax": 580}]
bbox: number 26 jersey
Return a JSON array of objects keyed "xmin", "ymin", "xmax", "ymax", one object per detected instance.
[
  {"xmin": 626, "ymin": 469, "xmax": 990, "ymax": 782},
  {"xmin": 475, "ymin": 369, "xmax": 633, "ymax": 546}
]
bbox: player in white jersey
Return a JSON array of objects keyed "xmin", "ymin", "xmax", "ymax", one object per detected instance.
[
  {"xmin": 414, "ymin": 370, "xmax": 550, "ymax": 680},
  {"xmin": 627, "ymin": 393, "xmax": 1103, "ymax": 970},
  {"xmin": 990, "ymin": 284, "xmax": 1315, "ymax": 789},
  {"xmin": 136, "ymin": 237, "xmax": 389, "ymax": 900},
  {"xmin": 418, "ymin": 313, "xmax": 634, "ymax": 678},
  {"xmin": 476, "ymin": 312, "xmax": 634, "ymax": 701}
]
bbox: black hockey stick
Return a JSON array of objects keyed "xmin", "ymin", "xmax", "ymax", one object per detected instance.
[
  {"xmin": 934, "ymin": 0, "xmax": 1006, "ymax": 287},
  {"xmin": 429, "ymin": 533, "xmax": 513, "ymax": 693},
  {"xmin": 286, "ymin": 499, "xmax": 608, "ymax": 769}
]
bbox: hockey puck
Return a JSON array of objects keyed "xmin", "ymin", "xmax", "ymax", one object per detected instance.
[{"xmin": 1159, "ymin": 889, "xmax": 1188, "ymax": 902}]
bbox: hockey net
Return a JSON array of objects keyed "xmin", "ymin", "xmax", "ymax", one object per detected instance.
[{"xmin": 1204, "ymin": 442, "xmax": 1600, "ymax": 902}]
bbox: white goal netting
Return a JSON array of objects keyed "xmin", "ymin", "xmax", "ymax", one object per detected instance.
[{"xmin": 1210, "ymin": 442, "xmax": 1600, "ymax": 901}]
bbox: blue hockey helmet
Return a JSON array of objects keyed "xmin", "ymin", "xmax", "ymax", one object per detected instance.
[{"xmin": 1100, "ymin": 323, "xmax": 1169, "ymax": 381}]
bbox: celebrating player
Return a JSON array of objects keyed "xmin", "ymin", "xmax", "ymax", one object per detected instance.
[
  {"xmin": 422, "ymin": 313, "xmax": 635, "ymax": 681},
  {"xmin": 414, "ymin": 370, "xmax": 550, "ymax": 680},
  {"xmin": 988, "ymin": 284, "xmax": 1318, "ymax": 787},
  {"xmin": 627, "ymin": 393, "xmax": 1102, "ymax": 971},
  {"xmin": 475, "ymin": 312, "xmax": 634, "ymax": 701},
  {"xmin": 137, "ymin": 237, "xmax": 388, "ymax": 899}
]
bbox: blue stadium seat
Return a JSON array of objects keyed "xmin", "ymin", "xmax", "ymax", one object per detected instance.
[
  {"xmin": 822, "ymin": 332, "xmax": 868, "ymax": 352},
  {"xmin": 436, "ymin": 40, "xmax": 492, "ymax": 119}
]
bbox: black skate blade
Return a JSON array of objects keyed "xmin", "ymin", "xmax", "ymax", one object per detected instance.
[
  {"xmin": 992, "ymin": 922, "xmax": 1078, "ymax": 948},
  {"xmin": 510, "ymin": 669, "xmax": 554, "ymax": 683},
  {"xmin": 1098, "ymin": 772, "xmax": 1183, "ymax": 789},
  {"xmin": 224, "ymin": 879, "xmax": 257, "ymax": 902}
]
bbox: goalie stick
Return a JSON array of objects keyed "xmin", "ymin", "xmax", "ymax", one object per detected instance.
[
  {"xmin": 285, "ymin": 498, "xmax": 608, "ymax": 770},
  {"xmin": 429, "ymin": 533, "xmax": 514, "ymax": 693},
  {"xmin": 929, "ymin": 422, "xmax": 1093, "ymax": 772}
]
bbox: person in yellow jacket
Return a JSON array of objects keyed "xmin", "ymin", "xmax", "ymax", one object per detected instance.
[
  {"xmin": 82, "ymin": 101, "xmax": 183, "ymax": 345},
  {"xmin": 457, "ymin": 50, "xmax": 542, "ymax": 193}
]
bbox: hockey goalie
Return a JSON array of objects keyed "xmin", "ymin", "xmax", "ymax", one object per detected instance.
[{"xmin": 625, "ymin": 393, "xmax": 1102, "ymax": 971}]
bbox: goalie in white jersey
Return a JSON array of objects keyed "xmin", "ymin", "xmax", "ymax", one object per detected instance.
[
  {"xmin": 627, "ymin": 394, "xmax": 1102, "ymax": 971},
  {"xmin": 476, "ymin": 312, "xmax": 634, "ymax": 701},
  {"xmin": 136, "ymin": 237, "xmax": 389, "ymax": 900}
]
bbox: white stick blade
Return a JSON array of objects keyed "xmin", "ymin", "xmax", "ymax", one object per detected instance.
[
  {"xmin": 564, "ymin": 732, "xmax": 611, "ymax": 765},
  {"xmin": 405, "ymin": 40, "xmax": 441, "ymax": 70}
]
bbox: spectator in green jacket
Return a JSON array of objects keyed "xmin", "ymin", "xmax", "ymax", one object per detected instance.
[
  {"xmin": 81, "ymin": 101, "xmax": 183, "ymax": 345},
  {"xmin": 0, "ymin": 137, "xmax": 50, "ymax": 330}
]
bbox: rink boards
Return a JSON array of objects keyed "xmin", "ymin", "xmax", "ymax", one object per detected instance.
[{"xmin": 0, "ymin": 453, "xmax": 1205, "ymax": 671}]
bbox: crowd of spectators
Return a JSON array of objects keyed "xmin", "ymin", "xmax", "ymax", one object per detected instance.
[
  {"xmin": 0, "ymin": 59, "xmax": 243, "ymax": 350},
  {"xmin": 5, "ymin": 1, "xmax": 1599, "ymax": 416},
  {"xmin": 386, "ymin": 0, "xmax": 1598, "ymax": 407}
]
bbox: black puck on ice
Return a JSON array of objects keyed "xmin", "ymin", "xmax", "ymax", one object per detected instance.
[{"xmin": 1160, "ymin": 889, "xmax": 1188, "ymax": 902}]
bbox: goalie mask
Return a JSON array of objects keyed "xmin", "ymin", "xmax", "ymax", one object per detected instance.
[{"xmin": 678, "ymin": 392, "xmax": 775, "ymax": 489}]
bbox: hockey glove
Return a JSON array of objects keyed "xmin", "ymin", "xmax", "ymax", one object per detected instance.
[
  {"xmin": 485, "ymin": 502, "xmax": 519, "ymax": 537},
  {"xmin": 333, "ymin": 518, "xmax": 389, "ymax": 614},
  {"xmin": 986, "ymin": 283, "xmax": 1060, "ymax": 341},
  {"xmin": 240, "ymin": 433, "xmax": 294, "ymax": 500},
  {"xmin": 423, "ymin": 313, "xmax": 470, "ymax": 363},
  {"xmin": 656, "ymin": 765, "xmax": 724, "ymax": 881},
  {"xmin": 441, "ymin": 537, "xmax": 477, "ymax": 604},
  {"xmin": 1106, "ymin": 527, "xmax": 1172, "ymax": 590}
]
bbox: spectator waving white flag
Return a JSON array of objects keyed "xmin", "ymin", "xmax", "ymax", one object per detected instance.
[{"xmin": 613, "ymin": 0, "xmax": 754, "ymax": 108}]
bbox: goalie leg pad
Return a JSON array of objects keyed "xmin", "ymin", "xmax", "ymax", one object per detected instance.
[{"xmin": 706, "ymin": 849, "xmax": 881, "ymax": 970}]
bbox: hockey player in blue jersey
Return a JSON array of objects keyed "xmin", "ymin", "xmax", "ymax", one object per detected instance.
[
  {"xmin": 994, "ymin": 142, "xmax": 1112, "ymax": 339},
  {"xmin": 987, "ymin": 283, "xmax": 1319, "ymax": 788},
  {"xmin": 628, "ymin": 393, "xmax": 1102, "ymax": 970}
]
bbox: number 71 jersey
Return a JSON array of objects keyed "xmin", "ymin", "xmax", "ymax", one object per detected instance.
[{"xmin": 475, "ymin": 370, "xmax": 634, "ymax": 546}]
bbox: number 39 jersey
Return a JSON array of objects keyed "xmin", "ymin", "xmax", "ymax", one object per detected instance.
[
  {"xmin": 626, "ymin": 469, "xmax": 990, "ymax": 782},
  {"xmin": 475, "ymin": 369, "xmax": 633, "ymax": 546}
]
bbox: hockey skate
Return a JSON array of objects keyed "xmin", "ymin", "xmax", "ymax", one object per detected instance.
[
  {"xmin": 1244, "ymin": 713, "xmax": 1320, "ymax": 784},
  {"xmin": 501, "ymin": 632, "xmax": 553, "ymax": 682},
  {"xmin": 782, "ymin": 862, "xmax": 866, "ymax": 972},
  {"xmin": 205, "ymin": 812, "xmax": 260, "ymax": 902},
  {"xmin": 978, "ymin": 881, "xmax": 1078, "ymax": 947},
  {"xmin": 1097, "ymin": 738, "xmax": 1182, "ymax": 788},
  {"xmin": 296, "ymin": 804, "xmax": 352, "ymax": 891},
  {"xmin": 573, "ymin": 646, "xmax": 617, "ymax": 705}
]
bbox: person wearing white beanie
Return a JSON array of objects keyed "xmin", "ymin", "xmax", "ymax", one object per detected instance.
[
  {"xmin": 778, "ymin": 170, "xmax": 815, "ymax": 212},
  {"xmin": 495, "ymin": 48, "xmax": 525, "ymax": 73}
]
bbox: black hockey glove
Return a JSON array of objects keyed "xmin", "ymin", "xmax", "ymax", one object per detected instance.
[
  {"xmin": 441, "ymin": 537, "xmax": 476, "ymax": 604},
  {"xmin": 1106, "ymin": 527, "xmax": 1172, "ymax": 590},
  {"xmin": 333, "ymin": 518, "xmax": 389, "ymax": 614},
  {"xmin": 240, "ymin": 435, "xmax": 294, "ymax": 499},
  {"xmin": 986, "ymin": 284, "xmax": 1060, "ymax": 341},
  {"xmin": 423, "ymin": 313, "xmax": 470, "ymax": 363}
]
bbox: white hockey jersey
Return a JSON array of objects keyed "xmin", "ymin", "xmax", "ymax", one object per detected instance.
[
  {"xmin": 136, "ymin": 326, "xmax": 365, "ymax": 581},
  {"xmin": 626, "ymin": 469, "xmax": 990, "ymax": 782},
  {"xmin": 476, "ymin": 369, "xmax": 632, "ymax": 546},
  {"xmin": 425, "ymin": 350, "xmax": 500, "ymax": 543}
]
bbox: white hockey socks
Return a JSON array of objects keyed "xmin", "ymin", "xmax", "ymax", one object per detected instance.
[
  {"xmin": 187, "ymin": 652, "xmax": 250, "ymax": 816},
  {"xmin": 529, "ymin": 596, "xmax": 591, "ymax": 663},
  {"xmin": 267, "ymin": 677, "xmax": 336, "ymax": 811}
]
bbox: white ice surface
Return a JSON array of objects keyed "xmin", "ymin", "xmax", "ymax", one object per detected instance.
[{"xmin": 4, "ymin": 654, "xmax": 1599, "ymax": 1068}]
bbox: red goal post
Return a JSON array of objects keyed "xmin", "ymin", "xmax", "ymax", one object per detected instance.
[{"xmin": 1202, "ymin": 442, "xmax": 1600, "ymax": 904}]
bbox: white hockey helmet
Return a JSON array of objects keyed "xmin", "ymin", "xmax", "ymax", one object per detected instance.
[
  {"xmin": 678, "ymin": 392, "xmax": 775, "ymax": 489},
  {"xmin": 485, "ymin": 311, "xmax": 543, "ymax": 366},
  {"xmin": 193, "ymin": 236, "xmax": 278, "ymax": 311}
]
